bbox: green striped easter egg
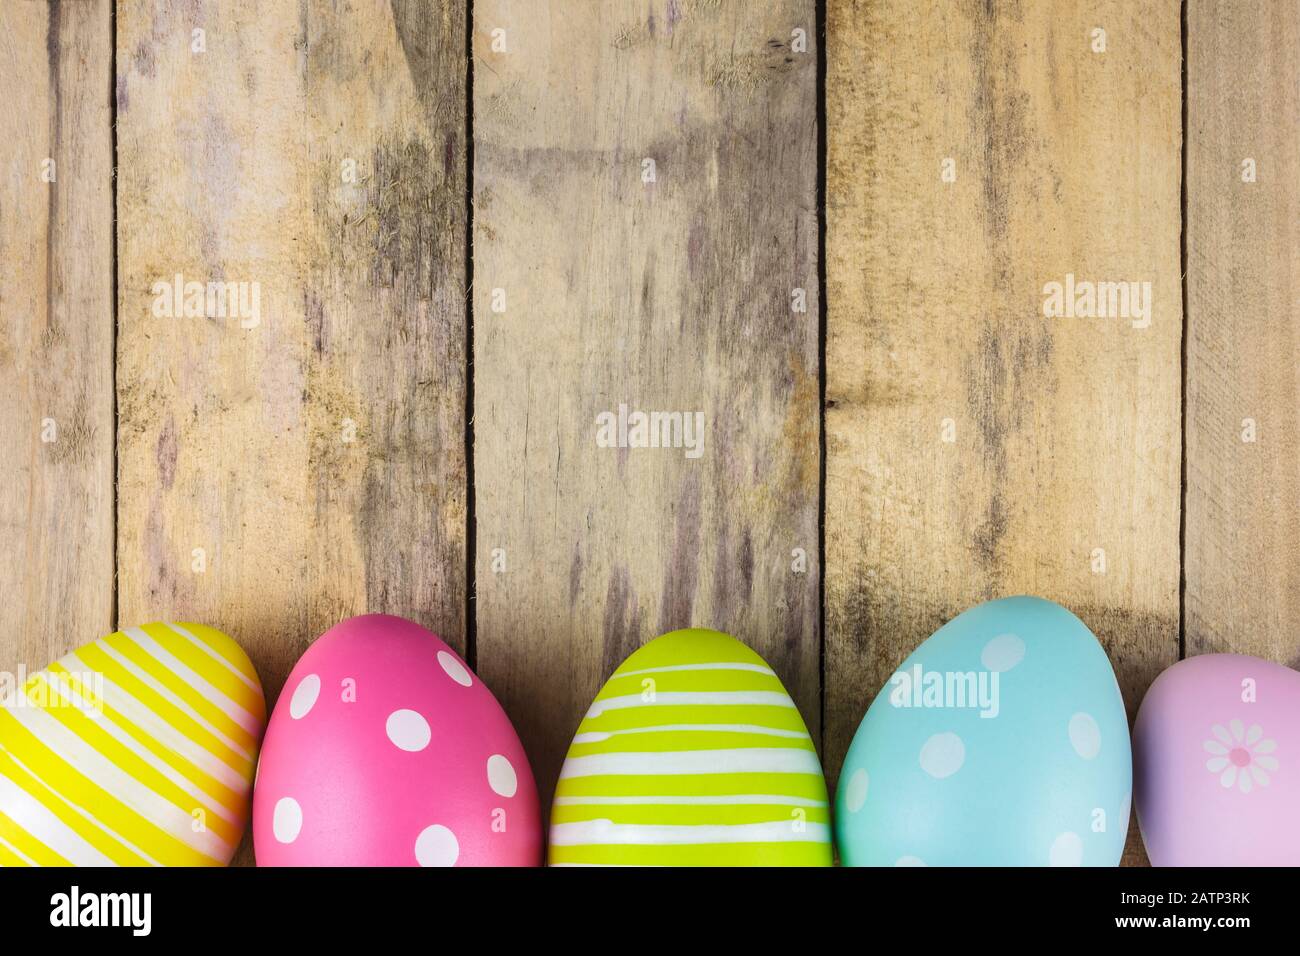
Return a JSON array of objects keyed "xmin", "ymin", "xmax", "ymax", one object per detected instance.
[{"xmin": 548, "ymin": 628, "xmax": 831, "ymax": 866}]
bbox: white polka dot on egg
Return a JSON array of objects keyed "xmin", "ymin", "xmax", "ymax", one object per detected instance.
[
  {"xmin": 487, "ymin": 754, "xmax": 518, "ymax": 797},
  {"xmin": 844, "ymin": 768, "xmax": 869, "ymax": 813},
  {"xmin": 273, "ymin": 797, "xmax": 303, "ymax": 844},
  {"xmin": 437, "ymin": 650, "xmax": 472, "ymax": 687},
  {"xmin": 1068, "ymin": 712, "xmax": 1101, "ymax": 760},
  {"xmin": 386, "ymin": 709, "xmax": 432, "ymax": 752},
  {"xmin": 895, "ymin": 855, "xmax": 926, "ymax": 866},
  {"xmin": 289, "ymin": 673, "xmax": 321, "ymax": 719},
  {"xmin": 919, "ymin": 732, "xmax": 965, "ymax": 779},
  {"xmin": 1049, "ymin": 831, "xmax": 1083, "ymax": 866},
  {"xmin": 414, "ymin": 824, "xmax": 459, "ymax": 866},
  {"xmin": 980, "ymin": 633, "xmax": 1025, "ymax": 672}
]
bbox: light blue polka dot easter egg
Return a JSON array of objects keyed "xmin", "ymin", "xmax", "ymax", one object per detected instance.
[{"xmin": 835, "ymin": 596, "xmax": 1131, "ymax": 866}]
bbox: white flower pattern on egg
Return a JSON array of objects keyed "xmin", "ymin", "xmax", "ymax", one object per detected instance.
[{"xmin": 1204, "ymin": 719, "xmax": 1278, "ymax": 793}]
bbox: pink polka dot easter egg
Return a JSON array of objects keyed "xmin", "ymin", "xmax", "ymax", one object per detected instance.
[
  {"xmin": 252, "ymin": 615, "xmax": 541, "ymax": 866},
  {"xmin": 1134, "ymin": 653, "xmax": 1300, "ymax": 866}
]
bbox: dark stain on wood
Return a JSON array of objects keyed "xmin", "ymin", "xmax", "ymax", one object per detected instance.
[
  {"xmin": 966, "ymin": 0, "xmax": 1030, "ymax": 255},
  {"xmin": 368, "ymin": 138, "xmax": 442, "ymax": 293},
  {"xmin": 739, "ymin": 527, "xmax": 754, "ymax": 597},
  {"xmin": 568, "ymin": 540, "xmax": 583, "ymax": 609},
  {"xmin": 965, "ymin": 327, "xmax": 1010, "ymax": 569},
  {"xmin": 443, "ymin": 129, "xmax": 457, "ymax": 183},
  {"xmin": 155, "ymin": 413, "xmax": 177, "ymax": 490},
  {"xmin": 639, "ymin": 255, "xmax": 656, "ymax": 317},
  {"xmin": 45, "ymin": 1, "xmax": 62, "ymax": 351},
  {"xmin": 686, "ymin": 218, "xmax": 706, "ymax": 279},
  {"xmin": 825, "ymin": 570, "xmax": 964, "ymax": 778},
  {"xmin": 132, "ymin": 39, "xmax": 156, "ymax": 79},
  {"xmin": 658, "ymin": 471, "xmax": 702, "ymax": 632},
  {"xmin": 304, "ymin": 288, "xmax": 327, "ymax": 354},
  {"xmin": 601, "ymin": 565, "xmax": 643, "ymax": 675},
  {"xmin": 963, "ymin": 324, "xmax": 1054, "ymax": 572},
  {"xmin": 390, "ymin": 0, "xmax": 454, "ymax": 138},
  {"xmin": 667, "ymin": 0, "xmax": 683, "ymax": 33},
  {"xmin": 47, "ymin": 397, "xmax": 97, "ymax": 467},
  {"xmin": 970, "ymin": 495, "xmax": 1009, "ymax": 576}
]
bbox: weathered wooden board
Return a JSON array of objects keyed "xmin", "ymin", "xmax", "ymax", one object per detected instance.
[
  {"xmin": 1185, "ymin": 0, "xmax": 1300, "ymax": 666},
  {"xmin": 472, "ymin": 0, "xmax": 821, "ymax": 813},
  {"xmin": 0, "ymin": 0, "xmax": 115, "ymax": 672},
  {"xmin": 116, "ymin": 0, "xmax": 467, "ymax": 708},
  {"xmin": 825, "ymin": 0, "xmax": 1183, "ymax": 862}
]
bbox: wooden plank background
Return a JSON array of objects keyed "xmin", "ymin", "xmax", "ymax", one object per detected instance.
[
  {"xmin": 1185, "ymin": 0, "xmax": 1300, "ymax": 667},
  {"xmin": 471, "ymin": 0, "xmax": 820, "ymax": 814},
  {"xmin": 113, "ymin": 0, "xmax": 467, "ymax": 863},
  {"xmin": 0, "ymin": 0, "xmax": 115, "ymax": 670},
  {"xmin": 114, "ymin": 0, "xmax": 468, "ymax": 708},
  {"xmin": 825, "ymin": 0, "xmax": 1184, "ymax": 864},
  {"xmin": 0, "ymin": 0, "xmax": 1296, "ymax": 866}
]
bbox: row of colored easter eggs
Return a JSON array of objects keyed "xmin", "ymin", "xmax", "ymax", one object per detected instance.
[{"xmin": 0, "ymin": 597, "xmax": 1294, "ymax": 866}]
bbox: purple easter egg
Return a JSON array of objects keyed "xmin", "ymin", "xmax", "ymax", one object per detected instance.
[{"xmin": 1134, "ymin": 653, "xmax": 1299, "ymax": 865}]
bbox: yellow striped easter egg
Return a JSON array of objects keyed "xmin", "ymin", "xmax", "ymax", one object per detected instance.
[
  {"xmin": 0, "ymin": 622, "xmax": 264, "ymax": 866},
  {"xmin": 549, "ymin": 628, "xmax": 831, "ymax": 866}
]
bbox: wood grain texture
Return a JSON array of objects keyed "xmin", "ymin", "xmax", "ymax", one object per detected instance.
[
  {"xmin": 116, "ymin": 0, "xmax": 467, "ymax": 707},
  {"xmin": 1185, "ymin": 0, "xmax": 1300, "ymax": 666},
  {"xmin": 0, "ymin": 0, "xmax": 115, "ymax": 672},
  {"xmin": 472, "ymin": 0, "xmax": 820, "ymax": 814},
  {"xmin": 825, "ymin": 0, "xmax": 1183, "ymax": 863}
]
